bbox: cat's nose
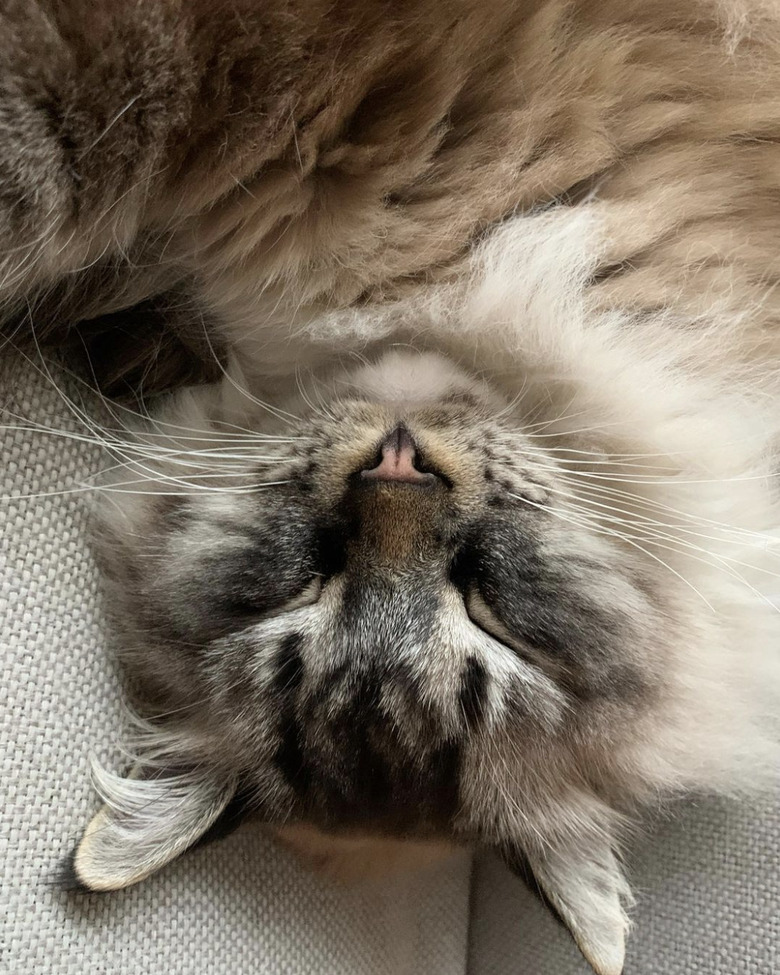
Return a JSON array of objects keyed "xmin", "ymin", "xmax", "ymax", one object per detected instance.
[{"xmin": 360, "ymin": 425, "xmax": 441, "ymax": 486}]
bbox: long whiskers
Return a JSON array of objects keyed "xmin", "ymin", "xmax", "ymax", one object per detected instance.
[
  {"xmin": 510, "ymin": 491, "xmax": 719, "ymax": 612},
  {"xmin": 1, "ymin": 327, "xmax": 307, "ymax": 499}
]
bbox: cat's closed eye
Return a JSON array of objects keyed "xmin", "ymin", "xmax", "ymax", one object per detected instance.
[
  {"xmin": 461, "ymin": 587, "xmax": 516, "ymax": 648},
  {"xmin": 227, "ymin": 575, "xmax": 324, "ymax": 621}
]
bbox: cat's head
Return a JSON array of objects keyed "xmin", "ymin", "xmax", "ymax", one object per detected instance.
[{"xmin": 69, "ymin": 350, "xmax": 775, "ymax": 975}]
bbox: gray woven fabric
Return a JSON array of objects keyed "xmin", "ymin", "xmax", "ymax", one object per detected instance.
[
  {"xmin": 0, "ymin": 360, "xmax": 471, "ymax": 975},
  {"xmin": 468, "ymin": 791, "xmax": 780, "ymax": 974}
]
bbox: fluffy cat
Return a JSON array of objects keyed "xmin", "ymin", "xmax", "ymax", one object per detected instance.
[
  {"xmin": 2, "ymin": 2, "xmax": 780, "ymax": 974},
  {"xmin": 69, "ymin": 241, "xmax": 780, "ymax": 973}
]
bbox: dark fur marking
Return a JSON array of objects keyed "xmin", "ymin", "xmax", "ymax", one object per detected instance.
[
  {"xmin": 449, "ymin": 541, "xmax": 483, "ymax": 593},
  {"xmin": 391, "ymin": 660, "xmax": 425, "ymax": 701},
  {"xmin": 309, "ymin": 661, "xmax": 350, "ymax": 707},
  {"xmin": 329, "ymin": 677, "xmax": 393, "ymax": 811},
  {"xmin": 56, "ymin": 852, "xmax": 92, "ymax": 894},
  {"xmin": 315, "ymin": 518, "xmax": 351, "ymax": 578},
  {"xmin": 286, "ymin": 656, "xmax": 461, "ymax": 832},
  {"xmin": 459, "ymin": 656, "xmax": 488, "ymax": 727},
  {"xmin": 274, "ymin": 714, "xmax": 313, "ymax": 797},
  {"xmin": 190, "ymin": 788, "xmax": 255, "ymax": 850},
  {"xmin": 273, "ymin": 633, "xmax": 312, "ymax": 796},
  {"xmin": 426, "ymin": 740, "xmax": 461, "ymax": 824},
  {"xmin": 443, "ymin": 391, "xmax": 479, "ymax": 407},
  {"xmin": 38, "ymin": 95, "xmax": 80, "ymax": 189}
]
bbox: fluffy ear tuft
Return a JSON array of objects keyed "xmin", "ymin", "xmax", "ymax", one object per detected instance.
[
  {"xmin": 70, "ymin": 759, "xmax": 239, "ymax": 892},
  {"xmin": 502, "ymin": 832, "xmax": 633, "ymax": 975}
]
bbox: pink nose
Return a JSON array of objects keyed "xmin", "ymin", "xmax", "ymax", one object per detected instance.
[{"xmin": 361, "ymin": 426, "xmax": 437, "ymax": 486}]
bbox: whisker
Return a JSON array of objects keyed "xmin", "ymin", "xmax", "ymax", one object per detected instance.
[
  {"xmin": 548, "ymin": 478, "xmax": 780, "ymax": 551},
  {"xmin": 509, "ymin": 492, "xmax": 718, "ymax": 611},
  {"xmin": 547, "ymin": 488, "xmax": 780, "ymax": 598},
  {"xmin": 552, "ymin": 475, "xmax": 779, "ymax": 544}
]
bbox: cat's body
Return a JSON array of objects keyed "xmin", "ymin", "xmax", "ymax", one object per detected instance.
[
  {"xmin": 3, "ymin": 3, "xmax": 780, "ymax": 974},
  {"xmin": 4, "ymin": 1, "xmax": 780, "ymax": 387}
]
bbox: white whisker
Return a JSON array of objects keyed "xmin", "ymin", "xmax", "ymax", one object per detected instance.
[{"xmin": 509, "ymin": 492, "xmax": 718, "ymax": 612}]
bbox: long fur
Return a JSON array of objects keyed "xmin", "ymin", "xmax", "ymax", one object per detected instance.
[
  {"xmin": 3, "ymin": 1, "xmax": 780, "ymax": 390},
  {"xmin": 75, "ymin": 205, "xmax": 780, "ymax": 843},
  {"xmin": 2, "ymin": 3, "xmax": 780, "ymax": 971}
]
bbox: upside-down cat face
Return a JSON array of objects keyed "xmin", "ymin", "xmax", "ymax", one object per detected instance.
[{"xmin": 70, "ymin": 351, "xmax": 753, "ymax": 975}]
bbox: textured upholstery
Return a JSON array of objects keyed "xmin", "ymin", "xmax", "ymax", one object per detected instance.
[
  {"xmin": 468, "ymin": 792, "xmax": 780, "ymax": 975},
  {"xmin": 0, "ymin": 359, "xmax": 470, "ymax": 975}
]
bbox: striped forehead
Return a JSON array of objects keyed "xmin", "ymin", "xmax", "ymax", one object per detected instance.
[{"xmin": 239, "ymin": 577, "xmax": 565, "ymax": 734}]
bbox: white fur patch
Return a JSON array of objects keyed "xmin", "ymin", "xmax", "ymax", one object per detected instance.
[
  {"xmin": 74, "ymin": 740, "xmax": 238, "ymax": 891},
  {"xmin": 340, "ymin": 350, "xmax": 495, "ymax": 406}
]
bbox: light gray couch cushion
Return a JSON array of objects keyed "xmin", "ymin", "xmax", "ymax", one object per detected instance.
[
  {"xmin": 468, "ymin": 789, "xmax": 780, "ymax": 974},
  {"xmin": 0, "ymin": 359, "xmax": 471, "ymax": 975}
]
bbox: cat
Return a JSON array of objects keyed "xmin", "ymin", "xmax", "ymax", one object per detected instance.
[
  {"xmin": 68, "ymin": 315, "xmax": 780, "ymax": 975},
  {"xmin": 3, "ymin": 2, "xmax": 780, "ymax": 975}
]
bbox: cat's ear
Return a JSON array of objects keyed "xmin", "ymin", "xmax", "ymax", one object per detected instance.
[
  {"xmin": 65, "ymin": 760, "xmax": 240, "ymax": 891},
  {"xmin": 500, "ymin": 832, "xmax": 633, "ymax": 975}
]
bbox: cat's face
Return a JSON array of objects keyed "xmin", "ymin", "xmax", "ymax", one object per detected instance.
[{"xmin": 74, "ymin": 353, "xmax": 688, "ymax": 974}]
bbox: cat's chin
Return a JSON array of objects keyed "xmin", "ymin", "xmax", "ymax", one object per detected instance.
[{"xmin": 272, "ymin": 823, "xmax": 458, "ymax": 884}]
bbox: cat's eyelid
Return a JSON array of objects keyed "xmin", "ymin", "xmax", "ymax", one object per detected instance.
[
  {"xmin": 275, "ymin": 576, "xmax": 322, "ymax": 614},
  {"xmin": 464, "ymin": 588, "xmax": 516, "ymax": 647},
  {"xmin": 237, "ymin": 577, "xmax": 323, "ymax": 626}
]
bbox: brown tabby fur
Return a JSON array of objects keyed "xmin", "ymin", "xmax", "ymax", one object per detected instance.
[{"xmin": 3, "ymin": 1, "xmax": 780, "ymax": 391}]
